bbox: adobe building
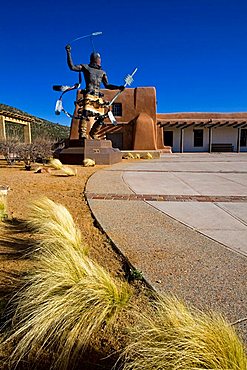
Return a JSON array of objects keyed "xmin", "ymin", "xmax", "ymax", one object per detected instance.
[
  {"xmin": 158, "ymin": 112, "xmax": 247, "ymax": 153},
  {"xmin": 68, "ymin": 86, "xmax": 247, "ymax": 154}
]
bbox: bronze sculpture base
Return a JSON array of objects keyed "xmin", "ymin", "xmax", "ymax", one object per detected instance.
[{"xmin": 59, "ymin": 140, "xmax": 122, "ymax": 165}]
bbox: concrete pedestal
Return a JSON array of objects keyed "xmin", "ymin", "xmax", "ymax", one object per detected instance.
[
  {"xmin": 59, "ymin": 140, "xmax": 122, "ymax": 165},
  {"xmin": 84, "ymin": 140, "xmax": 122, "ymax": 165}
]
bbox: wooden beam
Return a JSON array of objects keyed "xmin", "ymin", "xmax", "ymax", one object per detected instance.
[
  {"xmin": 0, "ymin": 111, "xmax": 34, "ymax": 122},
  {"xmin": 232, "ymin": 121, "xmax": 247, "ymax": 128},
  {"xmin": 159, "ymin": 122, "xmax": 171, "ymax": 128},
  {"xmin": 4, "ymin": 116, "xmax": 30, "ymax": 125},
  {"xmin": 215, "ymin": 121, "xmax": 230, "ymax": 128},
  {"xmin": 177, "ymin": 123, "xmax": 188, "ymax": 129},
  {"xmin": 204, "ymin": 123, "xmax": 220, "ymax": 128}
]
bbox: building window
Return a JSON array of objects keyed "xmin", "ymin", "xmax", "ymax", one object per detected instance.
[
  {"xmin": 240, "ymin": 129, "xmax": 247, "ymax": 146},
  {"xmin": 112, "ymin": 103, "xmax": 122, "ymax": 116},
  {"xmin": 194, "ymin": 129, "xmax": 203, "ymax": 147}
]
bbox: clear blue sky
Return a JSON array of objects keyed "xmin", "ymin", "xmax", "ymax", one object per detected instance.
[{"xmin": 1, "ymin": 0, "xmax": 247, "ymax": 126}]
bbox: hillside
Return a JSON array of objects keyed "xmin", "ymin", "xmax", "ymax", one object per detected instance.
[{"xmin": 0, "ymin": 103, "xmax": 70, "ymax": 141}]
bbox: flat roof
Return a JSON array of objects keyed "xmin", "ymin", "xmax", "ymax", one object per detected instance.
[
  {"xmin": 157, "ymin": 113, "xmax": 247, "ymax": 129},
  {"xmin": 0, "ymin": 110, "xmax": 34, "ymax": 123}
]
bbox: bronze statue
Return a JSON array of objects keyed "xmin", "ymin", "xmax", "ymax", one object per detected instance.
[{"xmin": 65, "ymin": 44, "xmax": 124, "ymax": 140}]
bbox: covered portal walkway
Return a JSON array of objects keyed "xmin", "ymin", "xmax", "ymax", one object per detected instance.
[
  {"xmin": 0, "ymin": 109, "xmax": 33, "ymax": 143},
  {"xmin": 157, "ymin": 112, "xmax": 247, "ymax": 153}
]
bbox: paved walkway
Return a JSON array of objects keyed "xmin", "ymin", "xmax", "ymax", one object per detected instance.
[{"xmin": 86, "ymin": 153, "xmax": 247, "ymax": 340}]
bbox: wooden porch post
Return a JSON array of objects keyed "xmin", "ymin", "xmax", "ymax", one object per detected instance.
[
  {"xmin": 180, "ymin": 128, "xmax": 184, "ymax": 153},
  {"xmin": 0, "ymin": 115, "xmax": 6, "ymax": 141},
  {"xmin": 24, "ymin": 122, "xmax": 32, "ymax": 144},
  {"xmin": 208, "ymin": 126, "xmax": 212, "ymax": 153},
  {"xmin": 237, "ymin": 128, "xmax": 241, "ymax": 153}
]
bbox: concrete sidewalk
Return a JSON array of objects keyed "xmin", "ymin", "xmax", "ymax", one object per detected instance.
[{"xmin": 86, "ymin": 153, "xmax": 247, "ymax": 341}]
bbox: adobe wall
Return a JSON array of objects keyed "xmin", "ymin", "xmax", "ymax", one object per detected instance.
[
  {"xmin": 102, "ymin": 87, "xmax": 157, "ymax": 123},
  {"xmin": 102, "ymin": 87, "xmax": 165, "ymax": 150},
  {"xmin": 69, "ymin": 87, "xmax": 165, "ymax": 150}
]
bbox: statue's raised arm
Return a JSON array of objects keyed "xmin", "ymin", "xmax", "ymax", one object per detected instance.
[{"xmin": 65, "ymin": 44, "xmax": 84, "ymax": 72}]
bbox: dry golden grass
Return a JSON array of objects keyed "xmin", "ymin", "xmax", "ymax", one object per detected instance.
[
  {"xmin": 83, "ymin": 158, "xmax": 96, "ymax": 167},
  {"xmin": 28, "ymin": 197, "xmax": 88, "ymax": 256},
  {"xmin": 141, "ymin": 152, "xmax": 153, "ymax": 160},
  {"xmin": 1, "ymin": 254, "xmax": 131, "ymax": 369},
  {"xmin": 122, "ymin": 295, "xmax": 247, "ymax": 370},
  {"xmin": 124, "ymin": 153, "xmax": 134, "ymax": 159},
  {"xmin": 0, "ymin": 194, "xmax": 8, "ymax": 221},
  {"xmin": 49, "ymin": 158, "xmax": 63, "ymax": 170},
  {"xmin": 0, "ymin": 186, "xmax": 9, "ymax": 221},
  {"xmin": 0, "ymin": 198, "xmax": 132, "ymax": 370},
  {"xmin": 61, "ymin": 166, "xmax": 77, "ymax": 176}
]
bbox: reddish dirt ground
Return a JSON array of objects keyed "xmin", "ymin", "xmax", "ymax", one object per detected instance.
[{"xmin": 0, "ymin": 162, "xmax": 148, "ymax": 369}]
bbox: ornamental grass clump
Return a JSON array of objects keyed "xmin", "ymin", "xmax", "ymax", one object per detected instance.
[
  {"xmin": 1, "ymin": 253, "xmax": 131, "ymax": 369},
  {"xmin": 1, "ymin": 198, "xmax": 132, "ymax": 369},
  {"xmin": 50, "ymin": 158, "xmax": 77, "ymax": 176},
  {"xmin": 142, "ymin": 152, "xmax": 153, "ymax": 160},
  {"xmin": 49, "ymin": 158, "xmax": 63, "ymax": 170},
  {"xmin": 0, "ymin": 196, "xmax": 7, "ymax": 221},
  {"xmin": 28, "ymin": 197, "xmax": 87, "ymax": 255},
  {"xmin": 123, "ymin": 152, "xmax": 134, "ymax": 159},
  {"xmin": 83, "ymin": 158, "xmax": 95, "ymax": 167},
  {"xmin": 60, "ymin": 165, "xmax": 77, "ymax": 176},
  {"xmin": 122, "ymin": 295, "xmax": 247, "ymax": 370},
  {"xmin": 0, "ymin": 187, "xmax": 9, "ymax": 221}
]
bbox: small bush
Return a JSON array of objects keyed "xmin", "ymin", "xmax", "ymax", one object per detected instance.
[
  {"xmin": 18, "ymin": 138, "xmax": 54, "ymax": 169},
  {"xmin": 0, "ymin": 137, "xmax": 20, "ymax": 164},
  {"xmin": 122, "ymin": 295, "xmax": 247, "ymax": 370},
  {"xmin": 0, "ymin": 137, "xmax": 54, "ymax": 169}
]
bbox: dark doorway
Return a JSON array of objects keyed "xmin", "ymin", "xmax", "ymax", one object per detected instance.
[
  {"xmin": 240, "ymin": 129, "xmax": 247, "ymax": 147},
  {"xmin": 194, "ymin": 129, "xmax": 203, "ymax": 147},
  {"xmin": 163, "ymin": 131, "xmax": 173, "ymax": 147}
]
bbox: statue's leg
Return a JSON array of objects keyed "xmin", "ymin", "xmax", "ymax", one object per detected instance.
[
  {"xmin": 89, "ymin": 121, "xmax": 101, "ymax": 140},
  {"xmin": 89, "ymin": 117, "xmax": 103, "ymax": 140},
  {"xmin": 78, "ymin": 111, "xmax": 89, "ymax": 140}
]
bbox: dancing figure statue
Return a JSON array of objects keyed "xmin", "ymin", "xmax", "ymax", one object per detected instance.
[{"xmin": 65, "ymin": 44, "xmax": 124, "ymax": 140}]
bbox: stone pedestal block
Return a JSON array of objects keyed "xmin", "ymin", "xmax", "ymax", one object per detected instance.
[
  {"xmin": 59, "ymin": 140, "xmax": 122, "ymax": 165},
  {"xmin": 84, "ymin": 140, "xmax": 122, "ymax": 165}
]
